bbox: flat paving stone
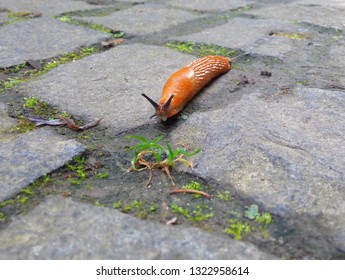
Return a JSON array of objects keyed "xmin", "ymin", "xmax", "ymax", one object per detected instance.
[
  {"xmin": 19, "ymin": 44, "xmax": 203, "ymax": 133},
  {"xmin": 0, "ymin": 17, "xmax": 108, "ymax": 68},
  {"xmin": 0, "ymin": 195, "xmax": 274, "ymax": 259},
  {"xmin": 0, "ymin": 128, "xmax": 85, "ymax": 202},
  {"xmin": 248, "ymin": 2, "xmax": 345, "ymax": 30},
  {"xmin": 74, "ymin": 3, "xmax": 205, "ymax": 35},
  {"xmin": 0, "ymin": 11, "xmax": 9, "ymax": 24},
  {"xmin": 173, "ymin": 17, "xmax": 312, "ymax": 57},
  {"xmin": 0, "ymin": 0, "xmax": 105, "ymax": 17},
  {"xmin": 165, "ymin": 0, "xmax": 251, "ymax": 12},
  {"xmin": 171, "ymin": 87, "xmax": 345, "ymax": 252}
]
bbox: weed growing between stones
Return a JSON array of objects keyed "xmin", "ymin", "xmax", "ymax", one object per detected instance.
[
  {"xmin": 0, "ymin": 46, "xmax": 104, "ymax": 92},
  {"xmin": 126, "ymin": 135, "xmax": 211, "ymax": 198},
  {"xmin": 166, "ymin": 41, "xmax": 237, "ymax": 59},
  {"xmin": 55, "ymin": 15, "xmax": 125, "ymax": 39},
  {"xmin": 224, "ymin": 205, "xmax": 273, "ymax": 240}
]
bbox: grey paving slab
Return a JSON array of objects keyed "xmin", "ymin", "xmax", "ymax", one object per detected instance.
[
  {"xmin": 165, "ymin": 0, "xmax": 251, "ymax": 12},
  {"xmin": 0, "ymin": 11, "xmax": 8, "ymax": 24},
  {"xmin": 0, "ymin": 17, "xmax": 109, "ymax": 68},
  {"xmin": 248, "ymin": 2, "xmax": 345, "ymax": 30},
  {"xmin": 74, "ymin": 3, "xmax": 205, "ymax": 35},
  {"xmin": 0, "ymin": 0, "xmax": 106, "ymax": 17},
  {"xmin": 172, "ymin": 17, "xmax": 310, "ymax": 58},
  {"xmin": 171, "ymin": 87, "xmax": 345, "ymax": 252},
  {"xmin": 0, "ymin": 195, "xmax": 274, "ymax": 259},
  {"xmin": 0, "ymin": 128, "xmax": 85, "ymax": 202},
  {"xmin": 18, "ymin": 44, "xmax": 202, "ymax": 133}
]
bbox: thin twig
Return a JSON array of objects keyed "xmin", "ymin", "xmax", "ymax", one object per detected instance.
[{"xmin": 170, "ymin": 188, "xmax": 211, "ymax": 199}]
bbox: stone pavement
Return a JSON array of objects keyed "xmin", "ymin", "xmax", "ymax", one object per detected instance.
[{"xmin": 0, "ymin": 0, "xmax": 345, "ymax": 259}]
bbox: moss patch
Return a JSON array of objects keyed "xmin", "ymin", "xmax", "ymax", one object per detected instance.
[{"xmin": 166, "ymin": 41, "xmax": 237, "ymax": 58}]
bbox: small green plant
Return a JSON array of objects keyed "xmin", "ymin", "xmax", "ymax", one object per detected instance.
[
  {"xmin": 126, "ymin": 135, "xmax": 209, "ymax": 197},
  {"xmin": 224, "ymin": 219, "xmax": 252, "ymax": 240},
  {"xmin": 216, "ymin": 191, "xmax": 231, "ymax": 201},
  {"xmin": 255, "ymin": 212, "xmax": 273, "ymax": 238},
  {"xmin": 182, "ymin": 181, "xmax": 204, "ymax": 198},
  {"xmin": 0, "ymin": 212, "xmax": 6, "ymax": 222},
  {"xmin": 171, "ymin": 203, "xmax": 213, "ymax": 223},
  {"xmin": 23, "ymin": 97, "xmax": 39, "ymax": 108},
  {"xmin": 95, "ymin": 172, "xmax": 108, "ymax": 179},
  {"xmin": 166, "ymin": 42, "xmax": 195, "ymax": 54},
  {"xmin": 244, "ymin": 204, "xmax": 259, "ymax": 220},
  {"xmin": 3, "ymin": 77, "xmax": 26, "ymax": 90},
  {"xmin": 10, "ymin": 116, "xmax": 36, "ymax": 133},
  {"xmin": 112, "ymin": 201, "xmax": 122, "ymax": 209}
]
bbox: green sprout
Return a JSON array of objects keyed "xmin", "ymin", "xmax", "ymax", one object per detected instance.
[
  {"xmin": 224, "ymin": 219, "xmax": 252, "ymax": 240},
  {"xmin": 23, "ymin": 97, "xmax": 39, "ymax": 108},
  {"xmin": 126, "ymin": 135, "xmax": 209, "ymax": 198}
]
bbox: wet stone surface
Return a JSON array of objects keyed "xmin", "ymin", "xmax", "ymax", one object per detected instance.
[{"xmin": 0, "ymin": 0, "xmax": 345, "ymax": 260}]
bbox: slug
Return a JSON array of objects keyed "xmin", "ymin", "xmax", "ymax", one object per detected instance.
[{"xmin": 142, "ymin": 55, "xmax": 231, "ymax": 121}]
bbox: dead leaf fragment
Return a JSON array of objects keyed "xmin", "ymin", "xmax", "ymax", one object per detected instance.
[
  {"xmin": 27, "ymin": 117, "xmax": 64, "ymax": 126},
  {"xmin": 101, "ymin": 38, "xmax": 125, "ymax": 48},
  {"xmin": 26, "ymin": 59, "xmax": 42, "ymax": 70},
  {"xmin": 166, "ymin": 217, "xmax": 178, "ymax": 225},
  {"xmin": 28, "ymin": 116, "xmax": 103, "ymax": 131}
]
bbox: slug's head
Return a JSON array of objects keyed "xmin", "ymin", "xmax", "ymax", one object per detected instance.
[{"xmin": 141, "ymin": 93, "xmax": 174, "ymax": 121}]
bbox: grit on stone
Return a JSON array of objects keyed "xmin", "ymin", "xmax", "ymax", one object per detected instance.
[
  {"xmin": 248, "ymin": 2, "xmax": 345, "ymax": 30},
  {"xmin": 171, "ymin": 87, "xmax": 345, "ymax": 251},
  {"xmin": 0, "ymin": 128, "xmax": 85, "ymax": 202},
  {"xmin": 18, "ymin": 44, "xmax": 203, "ymax": 132},
  {"xmin": 0, "ymin": 102, "xmax": 17, "ymax": 142},
  {"xmin": 0, "ymin": 195, "xmax": 274, "ymax": 259},
  {"xmin": 0, "ymin": 0, "xmax": 106, "ymax": 17},
  {"xmin": 0, "ymin": 17, "xmax": 109, "ymax": 68},
  {"xmin": 73, "ymin": 3, "xmax": 205, "ymax": 36},
  {"xmin": 173, "ymin": 17, "xmax": 314, "ymax": 58}
]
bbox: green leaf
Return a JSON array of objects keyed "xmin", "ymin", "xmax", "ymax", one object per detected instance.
[{"xmin": 244, "ymin": 204, "xmax": 259, "ymax": 220}]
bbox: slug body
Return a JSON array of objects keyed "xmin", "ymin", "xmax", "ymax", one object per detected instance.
[{"xmin": 142, "ymin": 55, "xmax": 231, "ymax": 121}]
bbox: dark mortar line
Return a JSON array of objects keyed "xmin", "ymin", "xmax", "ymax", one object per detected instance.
[{"xmin": 59, "ymin": 1, "xmax": 141, "ymax": 18}]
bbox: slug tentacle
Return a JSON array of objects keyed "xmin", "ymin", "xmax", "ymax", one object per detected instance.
[{"xmin": 142, "ymin": 55, "xmax": 232, "ymax": 121}]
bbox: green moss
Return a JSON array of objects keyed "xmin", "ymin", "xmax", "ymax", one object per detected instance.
[
  {"xmin": 165, "ymin": 41, "xmax": 236, "ymax": 59},
  {"xmin": 0, "ymin": 212, "xmax": 6, "ymax": 222},
  {"xmin": 112, "ymin": 201, "xmax": 122, "ymax": 209},
  {"xmin": 216, "ymin": 191, "xmax": 231, "ymax": 201},
  {"xmin": 171, "ymin": 203, "xmax": 213, "ymax": 223},
  {"xmin": 95, "ymin": 201, "xmax": 104, "ymax": 207},
  {"xmin": 3, "ymin": 77, "xmax": 27, "ymax": 90},
  {"xmin": 23, "ymin": 96, "xmax": 39, "ymax": 108},
  {"xmin": 224, "ymin": 219, "xmax": 252, "ymax": 240},
  {"xmin": 182, "ymin": 181, "xmax": 204, "ymax": 198},
  {"xmin": 166, "ymin": 42, "xmax": 195, "ymax": 54},
  {"xmin": 95, "ymin": 172, "xmax": 108, "ymax": 179},
  {"xmin": 198, "ymin": 44, "xmax": 236, "ymax": 57},
  {"xmin": 10, "ymin": 116, "xmax": 36, "ymax": 133},
  {"xmin": 0, "ymin": 199, "xmax": 14, "ymax": 208},
  {"xmin": 2, "ymin": 63, "xmax": 26, "ymax": 74},
  {"xmin": 55, "ymin": 15, "xmax": 125, "ymax": 38},
  {"xmin": 17, "ymin": 196, "xmax": 29, "ymax": 204}
]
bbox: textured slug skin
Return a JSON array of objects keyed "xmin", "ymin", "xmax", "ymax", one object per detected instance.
[{"xmin": 159, "ymin": 55, "xmax": 231, "ymax": 119}]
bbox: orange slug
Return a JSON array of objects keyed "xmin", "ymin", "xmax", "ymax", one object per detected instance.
[{"xmin": 142, "ymin": 55, "xmax": 231, "ymax": 121}]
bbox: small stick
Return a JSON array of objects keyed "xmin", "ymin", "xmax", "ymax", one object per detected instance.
[{"xmin": 170, "ymin": 188, "xmax": 211, "ymax": 199}]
